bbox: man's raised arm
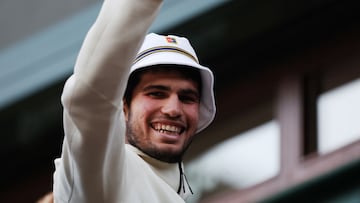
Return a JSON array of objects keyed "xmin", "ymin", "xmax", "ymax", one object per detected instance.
[
  {"xmin": 54, "ymin": 0, "xmax": 163, "ymax": 202},
  {"xmin": 73, "ymin": 0, "xmax": 162, "ymax": 103}
]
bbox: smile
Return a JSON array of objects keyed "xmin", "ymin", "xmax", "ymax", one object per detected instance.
[{"xmin": 152, "ymin": 123, "xmax": 183, "ymax": 134}]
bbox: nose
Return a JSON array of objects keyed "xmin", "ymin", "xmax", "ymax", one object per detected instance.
[{"xmin": 161, "ymin": 94, "xmax": 182, "ymax": 118}]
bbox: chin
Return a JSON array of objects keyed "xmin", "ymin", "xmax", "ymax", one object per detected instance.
[
  {"xmin": 157, "ymin": 142, "xmax": 183, "ymax": 152},
  {"xmin": 150, "ymin": 143, "xmax": 185, "ymax": 163}
]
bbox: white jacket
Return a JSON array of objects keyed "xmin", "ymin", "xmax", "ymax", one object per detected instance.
[{"xmin": 53, "ymin": 0, "xmax": 192, "ymax": 202}]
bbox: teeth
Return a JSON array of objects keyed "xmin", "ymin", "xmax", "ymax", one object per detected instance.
[{"xmin": 153, "ymin": 123, "xmax": 181, "ymax": 133}]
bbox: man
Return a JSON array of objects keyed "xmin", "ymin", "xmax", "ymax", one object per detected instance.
[{"xmin": 53, "ymin": 0, "xmax": 216, "ymax": 202}]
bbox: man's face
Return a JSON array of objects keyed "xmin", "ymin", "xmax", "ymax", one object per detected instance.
[{"xmin": 123, "ymin": 69, "xmax": 200, "ymax": 163}]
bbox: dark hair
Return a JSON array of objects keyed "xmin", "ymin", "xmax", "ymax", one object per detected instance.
[{"xmin": 123, "ymin": 65, "xmax": 202, "ymax": 106}]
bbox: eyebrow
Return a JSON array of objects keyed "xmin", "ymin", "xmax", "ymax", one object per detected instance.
[
  {"xmin": 143, "ymin": 85, "xmax": 171, "ymax": 92},
  {"xmin": 179, "ymin": 88, "xmax": 200, "ymax": 98},
  {"xmin": 143, "ymin": 85, "xmax": 199, "ymax": 97}
]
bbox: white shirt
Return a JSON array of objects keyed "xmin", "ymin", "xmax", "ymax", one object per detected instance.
[{"xmin": 53, "ymin": 0, "xmax": 192, "ymax": 202}]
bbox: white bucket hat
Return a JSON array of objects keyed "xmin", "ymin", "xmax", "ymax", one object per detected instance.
[{"xmin": 129, "ymin": 33, "xmax": 216, "ymax": 133}]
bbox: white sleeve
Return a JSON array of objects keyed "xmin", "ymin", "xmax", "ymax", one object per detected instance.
[{"xmin": 53, "ymin": 0, "xmax": 163, "ymax": 202}]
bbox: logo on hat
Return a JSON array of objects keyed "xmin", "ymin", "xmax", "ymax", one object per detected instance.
[{"xmin": 165, "ymin": 36, "xmax": 177, "ymax": 44}]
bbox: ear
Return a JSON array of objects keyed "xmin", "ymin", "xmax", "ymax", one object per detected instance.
[{"xmin": 123, "ymin": 99, "xmax": 129, "ymax": 122}]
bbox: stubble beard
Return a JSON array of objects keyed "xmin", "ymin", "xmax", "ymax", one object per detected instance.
[{"xmin": 125, "ymin": 118, "xmax": 192, "ymax": 163}]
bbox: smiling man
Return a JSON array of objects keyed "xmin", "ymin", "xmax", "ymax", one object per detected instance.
[
  {"xmin": 123, "ymin": 65, "xmax": 202, "ymax": 163},
  {"xmin": 53, "ymin": 0, "xmax": 215, "ymax": 202}
]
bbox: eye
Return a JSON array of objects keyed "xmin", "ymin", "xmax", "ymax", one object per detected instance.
[
  {"xmin": 178, "ymin": 89, "xmax": 200, "ymax": 104},
  {"xmin": 179, "ymin": 94, "xmax": 199, "ymax": 104},
  {"xmin": 147, "ymin": 91, "xmax": 167, "ymax": 98}
]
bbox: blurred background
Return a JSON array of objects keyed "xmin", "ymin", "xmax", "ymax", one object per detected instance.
[{"xmin": 1, "ymin": 0, "xmax": 360, "ymax": 202}]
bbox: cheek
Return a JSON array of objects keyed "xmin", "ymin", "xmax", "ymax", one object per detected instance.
[
  {"xmin": 140, "ymin": 99, "xmax": 159, "ymax": 113},
  {"xmin": 131, "ymin": 99, "xmax": 158, "ymax": 119},
  {"xmin": 185, "ymin": 105, "xmax": 200, "ymax": 123}
]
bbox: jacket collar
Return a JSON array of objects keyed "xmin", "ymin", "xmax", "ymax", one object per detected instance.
[{"xmin": 125, "ymin": 144, "xmax": 192, "ymax": 199}]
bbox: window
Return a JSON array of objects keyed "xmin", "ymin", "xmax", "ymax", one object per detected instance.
[
  {"xmin": 186, "ymin": 121, "xmax": 280, "ymax": 203},
  {"xmin": 317, "ymin": 77, "xmax": 360, "ymax": 154}
]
